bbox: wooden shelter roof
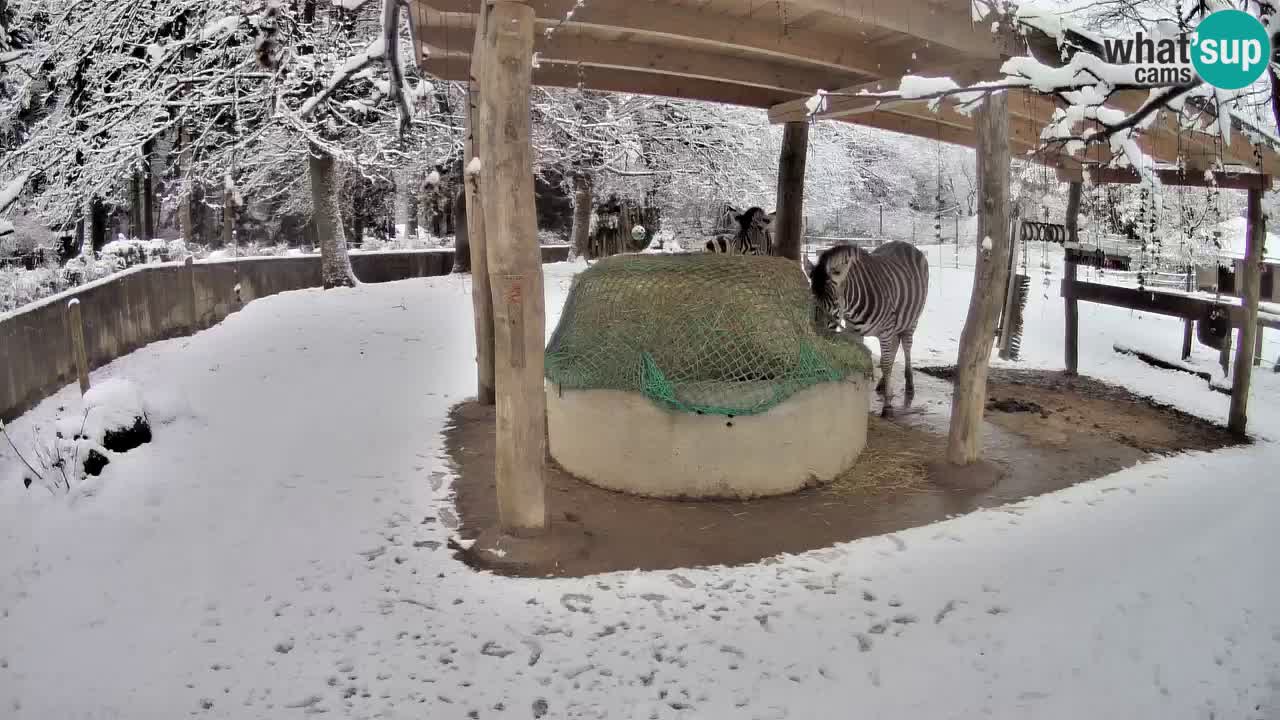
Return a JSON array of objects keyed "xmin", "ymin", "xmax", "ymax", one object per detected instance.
[{"xmin": 408, "ymin": 0, "xmax": 1280, "ymax": 180}]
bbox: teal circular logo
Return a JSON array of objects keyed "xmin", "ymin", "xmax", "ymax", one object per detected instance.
[{"xmin": 1192, "ymin": 10, "xmax": 1271, "ymax": 90}]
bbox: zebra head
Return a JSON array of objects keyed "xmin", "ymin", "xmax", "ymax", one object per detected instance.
[
  {"xmin": 809, "ymin": 243, "xmax": 861, "ymax": 332},
  {"xmin": 735, "ymin": 207, "xmax": 772, "ymax": 254}
]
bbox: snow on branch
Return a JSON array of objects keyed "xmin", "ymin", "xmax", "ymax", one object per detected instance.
[
  {"xmin": 299, "ymin": 38, "xmax": 387, "ymax": 118},
  {"xmin": 200, "ymin": 15, "xmax": 242, "ymax": 42},
  {"xmin": 0, "ymin": 172, "xmax": 32, "ymax": 215},
  {"xmin": 800, "ymin": 3, "xmax": 1279, "ymax": 194}
]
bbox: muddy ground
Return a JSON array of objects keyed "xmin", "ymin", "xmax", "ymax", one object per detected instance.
[{"xmin": 443, "ymin": 368, "xmax": 1240, "ymax": 578}]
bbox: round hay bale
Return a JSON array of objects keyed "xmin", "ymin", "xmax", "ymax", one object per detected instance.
[{"xmin": 545, "ymin": 253, "xmax": 874, "ymax": 499}]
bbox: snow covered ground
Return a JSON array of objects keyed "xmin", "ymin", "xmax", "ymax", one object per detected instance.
[{"xmin": 1, "ymin": 247, "xmax": 1278, "ymax": 719}]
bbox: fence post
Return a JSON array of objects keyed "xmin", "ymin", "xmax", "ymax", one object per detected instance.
[
  {"xmin": 184, "ymin": 255, "xmax": 198, "ymax": 331},
  {"xmin": 1255, "ymin": 322, "xmax": 1264, "ymax": 367},
  {"xmin": 67, "ymin": 299, "xmax": 90, "ymax": 395},
  {"xmin": 1063, "ymin": 181, "xmax": 1082, "ymax": 375}
]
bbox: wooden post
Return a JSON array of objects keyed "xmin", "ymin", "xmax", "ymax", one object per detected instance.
[
  {"xmin": 478, "ymin": 0, "xmax": 547, "ymax": 534},
  {"xmin": 67, "ymin": 299, "xmax": 90, "ymax": 395},
  {"xmin": 1063, "ymin": 181, "xmax": 1082, "ymax": 374},
  {"xmin": 184, "ymin": 255, "xmax": 198, "ymax": 331},
  {"xmin": 945, "ymin": 92, "xmax": 1012, "ymax": 466},
  {"xmin": 1220, "ymin": 329, "xmax": 1232, "ymax": 377},
  {"xmin": 1228, "ymin": 188, "xmax": 1265, "ymax": 436},
  {"xmin": 1181, "ymin": 266, "xmax": 1195, "ymax": 360},
  {"xmin": 773, "ymin": 121, "xmax": 809, "ymax": 262},
  {"xmin": 464, "ymin": 0, "xmax": 496, "ymax": 405},
  {"xmin": 1254, "ymin": 323, "xmax": 1264, "ymax": 367}
]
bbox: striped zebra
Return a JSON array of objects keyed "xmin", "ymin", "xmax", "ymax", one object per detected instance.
[
  {"xmin": 806, "ymin": 241, "xmax": 929, "ymax": 415},
  {"xmin": 704, "ymin": 207, "xmax": 772, "ymax": 255}
]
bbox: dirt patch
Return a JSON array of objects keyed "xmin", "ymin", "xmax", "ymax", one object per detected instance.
[
  {"xmin": 919, "ymin": 366, "xmax": 1240, "ymax": 455},
  {"xmin": 443, "ymin": 369, "xmax": 1243, "ymax": 578}
]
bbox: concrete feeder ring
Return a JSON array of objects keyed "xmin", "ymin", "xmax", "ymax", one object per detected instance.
[{"xmin": 546, "ymin": 377, "xmax": 871, "ymax": 500}]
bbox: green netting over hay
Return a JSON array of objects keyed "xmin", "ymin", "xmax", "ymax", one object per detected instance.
[{"xmin": 545, "ymin": 253, "xmax": 873, "ymax": 416}]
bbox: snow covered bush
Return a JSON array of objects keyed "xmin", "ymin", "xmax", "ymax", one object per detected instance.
[
  {"xmin": 101, "ymin": 238, "xmax": 187, "ymax": 268},
  {"xmin": 2, "ymin": 379, "xmax": 154, "ymax": 495},
  {"xmin": 0, "ymin": 252, "xmax": 122, "ymax": 314}
]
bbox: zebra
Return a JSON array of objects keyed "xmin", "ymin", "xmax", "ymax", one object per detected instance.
[
  {"xmin": 805, "ymin": 241, "xmax": 929, "ymax": 416},
  {"xmin": 704, "ymin": 206, "xmax": 772, "ymax": 255}
]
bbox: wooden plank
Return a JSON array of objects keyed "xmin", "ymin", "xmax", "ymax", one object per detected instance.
[
  {"xmin": 784, "ymin": 0, "xmax": 1004, "ymax": 58},
  {"xmin": 773, "ymin": 121, "xmax": 809, "ymax": 263},
  {"xmin": 422, "ymin": 56, "xmax": 803, "ymax": 109},
  {"xmin": 1229, "ymin": 188, "xmax": 1264, "ymax": 436},
  {"xmin": 1071, "ymin": 166, "xmax": 1273, "ymax": 191},
  {"xmin": 1064, "ymin": 181, "xmax": 1081, "ymax": 374},
  {"xmin": 769, "ymin": 69, "xmax": 1004, "ymax": 123},
  {"xmin": 946, "ymin": 91, "xmax": 1011, "ymax": 466},
  {"xmin": 465, "ymin": 0, "xmax": 495, "ymax": 406},
  {"xmin": 414, "ymin": 0, "xmax": 922, "ymax": 78},
  {"xmin": 1061, "ymin": 279, "xmax": 1280, "ymax": 331},
  {"xmin": 998, "ymin": 204, "xmax": 1023, "ymax": 361},
  {"xmin": 417, "ymin": 13, "xmax": 868, "ymax": 94},
  {"xmin": 478, "ymin": 0, "xmax": 548, "ymax": 534}
]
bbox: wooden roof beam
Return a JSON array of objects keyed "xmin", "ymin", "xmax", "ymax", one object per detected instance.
[
  {"xmin": 421, "ymin": 56, "xmax": 805, "ymax": 109},
  {"xmin": 768, "ymin": 62, "xmax": 1003, "ymax": 123},
  {"xmin": 1056, "ymin": 166, "xmax": 1273, "ymax": 190},
  {"xmin": 417, "ymin": 17, "xmax": 867, "ymax": 95},
  {"xmin": 413, "ymin": 0, "xmax": 931, "ymax": 79},
  {"xmin": 784, "ymin": 0, "xmax": 1008, "ymax": 58}
]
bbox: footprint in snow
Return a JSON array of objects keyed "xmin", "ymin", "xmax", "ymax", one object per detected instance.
[
  {"xmin": 667, "ymin": 573, "xmax": 695, "ymax": 589},
  {"xmin": 560, "ymin": 594, "xmax": 593, "ymax": 613},
  {"xmin": 438, "ymin": 508, "xmax": 460, "ymax": 530}
]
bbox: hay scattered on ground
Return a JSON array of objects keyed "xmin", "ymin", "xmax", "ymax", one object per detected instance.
[{"xmin": 823, "ymin": 417, "xmax": 943, "ymax": 499}]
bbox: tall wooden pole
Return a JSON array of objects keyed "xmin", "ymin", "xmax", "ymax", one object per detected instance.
[
  {"xmin": 478, "ymin": 0, "xmax": 546, "ymax": 534},
  {"xmin": 1063, "ymin": 180, "xmax": 1082, "ymax": 374},
  {"xmin": 464, "ymin": 0, "xmax": 496, "ymax": 405},
  {"xmin": 945, "ymin": 92, "xmax": 1012, "ymax": 466},
  {"xmin": 773, "ymin": 121, "xmax": 809, "ymax": 262},
  {"xmin": 1228, "ymin": 188, "xmax": 1265, "ymax": 436}
]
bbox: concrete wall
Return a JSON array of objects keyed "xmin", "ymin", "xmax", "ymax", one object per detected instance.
[{"xmin": 1, "ymin": 246, "xmax": 571, "ymax": 422}]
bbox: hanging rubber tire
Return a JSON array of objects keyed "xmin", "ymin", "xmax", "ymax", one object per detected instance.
[{"xmin": 1196, "ymin": 305, "xmax": 1231, "ymax": 350}]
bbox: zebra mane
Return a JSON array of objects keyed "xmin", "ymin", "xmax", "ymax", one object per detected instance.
[{"xmin": 810, "ymin": 243, "xmax": 865, "ymax": 296}]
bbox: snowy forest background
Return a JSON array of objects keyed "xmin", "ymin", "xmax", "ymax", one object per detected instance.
[{"xmin": 0, "ymin": 0, "xmax": 1270, "ymax": 312}]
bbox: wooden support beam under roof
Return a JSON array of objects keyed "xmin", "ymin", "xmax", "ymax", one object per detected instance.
[
  {"xmin": 421, "ymin": 56, "xmax": 806, "ymax": 109},
  {"xmin": 416, "ymin": 0, "xmax": 942, "ymax": 79},
  {"xmin": 768, "ymin": 65, "xmax": 1000, "ymax": 123},
  {"xmin": 1057, "ymin": 166, "xmax": 1273, "ymax": 190},
  {"xmin": 772, "ymin": 79, "xmax": 1280, "ymax": 177},
  {"xmin": 417, "ymin": 12, "xmax": 868, "ymax": 95},
  {"xmin": 781, "ymin": 0, "xmax": 1006, "ymax": 58}
]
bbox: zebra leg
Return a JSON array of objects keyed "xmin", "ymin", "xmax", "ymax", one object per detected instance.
[
  {"xmin": 901, "ymin": 331, "xmax": 915, "ymax": 406},
  {"xmin": 878, "ymin": 335, "xmax": 900, "ymax": 417}
]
